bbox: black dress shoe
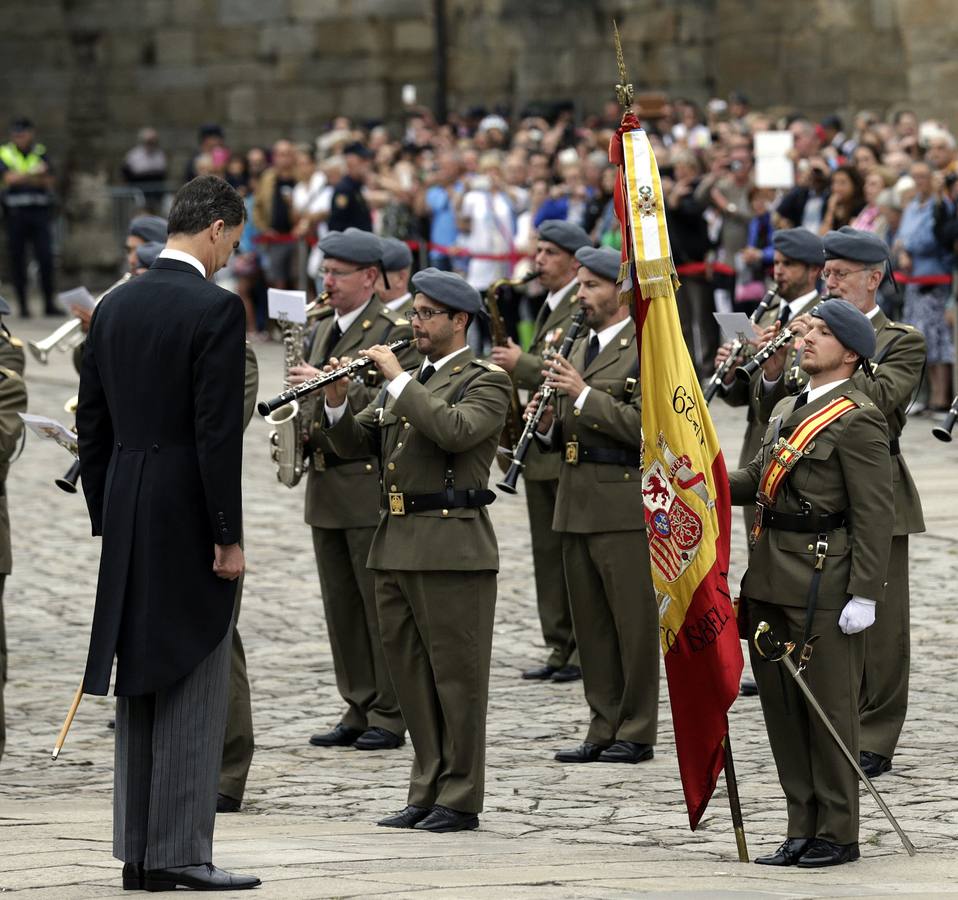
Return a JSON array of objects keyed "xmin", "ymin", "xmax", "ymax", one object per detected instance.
[
  {"xmin": 551, "ymin": 665, "xmax": 582, "ymax": 683},
  {"xmin": 796, "ymin": 838, "xmax": 860, "ymax": 867},
  {"xmin": 354, "ymin": 726, "xmax": 405, "ymax": 751},
  {"xmin": 554, "ymin": 742, "xmax": 606, "ymax": 763},
  {"xmin": 108, "ymin": 718, "xmax": 116, "ymax": 730},
  {"xmin": 308, "ymin": 722, "xmax": 363, "ymax": 747},
  {"xmin": 860, "ymin": 750, "xmax": 892, "ymax": 777},
  {"xmin": 597, "ymin": 741, "xmax": 654, "ymax": 764},
  {"xmin": 377, "ymin": 805, "xmax": 431, "ymax": 828},
  {"xmin": 522, "ymin": 664, "xmax": 557, "ymax": 680},
  {"xmin": 754, "ymin": 837, "xmax": 812, "ymax": 866},
  {"xmin": 217, "ymin": 793, "xmax": 241, "ymax": 813},
  {"xmin": 739, "ymin": 676, "xmax": 759, "ymax": 697},
  {"xmin": 144, "ymin": 863, "xmax": 261, "ymax": 891},
  {"xmin": 122, "ymin": 862, "xmax": 144, "ymax": 890},
  {"xmin": 414, "ymin": 805, "xmax": 479, "ymax": 833}
]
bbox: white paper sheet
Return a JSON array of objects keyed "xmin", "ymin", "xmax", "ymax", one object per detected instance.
[
  {"xmin": 19, "ymin": 413, "xmax": 77, "ymax": 448},
  {"xmin": 713, "ymin": 312, "xmax": 760, "ymax": 343},
  {"xmin": 754, "ymin": 130, "xmax": 795, "ymax": 189},
  {"xmin": 57, "ymin": 287, "xmax": 96, "ymax": 312},
  {"xmin": 267, "ymin": 288, "xmax": 307, "ymax": 324}
]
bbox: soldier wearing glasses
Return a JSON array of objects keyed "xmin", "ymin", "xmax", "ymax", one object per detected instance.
[{"xmin": 288, "ymin": 228, "xmax": 417, "ymax": 752}]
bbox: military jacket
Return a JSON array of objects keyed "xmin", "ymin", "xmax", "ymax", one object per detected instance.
[
  {"xmin": 546, "ymin": 319, "xmax": 644, "ymax": 534},
  {"xmin": 0, "ymin": 330, "xmax": 25, "ymax": 378},
  {"xmin": 730, "ymin": 383, "xmax": 893, "ymax": 608},
  {"xmin": 757, "ymin": 308, "xmax": 925, "ymax": 536},
  {"xmin": 0, "ymin": 365, "xmax": 27, "ymax": 573},
  {"xmin": 324, "ymin": 349, "xmax": 511, "ymax": 571},
  {"xmin": 303, "ymin": 297, "xmax": 417, "ymax": 530}
]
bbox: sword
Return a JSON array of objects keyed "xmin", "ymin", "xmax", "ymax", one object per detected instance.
[{"xmin": 753, "ymin": 622, "xmax": 917, "ymax": 857}]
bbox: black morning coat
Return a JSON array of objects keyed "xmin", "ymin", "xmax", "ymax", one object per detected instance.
[{"xmin": 77, "ymin": 257, "xmax": 245, "ymax": 697}]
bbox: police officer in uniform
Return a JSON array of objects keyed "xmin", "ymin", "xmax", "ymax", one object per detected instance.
[
  {"xmin": 328, "ymin": 143, "xmax": 373, "ymax": 233},
  {"xmin": 0, "ymin": 296, "xmax": 26, "ymax": 763},
  {"xmin": 376, "ymin": 237, "xmax": 415, "ymax": 316},
  {"xmin": 322, "ymin": 269, "xmax": 511, "ymax": 832},
  {"xmin": 490, "ymin": 220, "xmax": 590, "ymax": 682},
  {"xmin": 733, "ymin": 300, "xmax": 893, "ymax": 868},
  {"xmin": 531, "ymin": 246, "xmax": 659, "ymax": 764},
  {"xmin": 759, "ymin": 227, "xmax": 926, "ymax": 779},
  {"xmin": 288, "ymin": 228, "xmax": 416, "ymax": 751},
  {"xmin": 0, "ymin": 118, "xmax": 56, "ymax": 316}
]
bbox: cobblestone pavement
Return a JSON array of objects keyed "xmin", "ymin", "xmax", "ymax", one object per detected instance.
[{"xmin": 2, "ymin": 316, "xmax": 957, "ymax": 897}]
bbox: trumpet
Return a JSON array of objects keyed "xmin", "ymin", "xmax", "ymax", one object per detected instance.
[
  {"xmin": 29, "ymin": 273, "xmax": 132, "ymax": 364},
  {"xmin": 54, "ymin": 395, "xmax": 80, "ymax": 493},
  {"xmin": 932, "ymin": 394, "xmax": 958, "ymax": 442},
  {"xmin": 704, "ymin": 286, "xmax": 778, "ymax": 403},
  {"xmin": 497, "ymin": 307, "xmax": 588, "ymax": 494},
  {"xmin": 258, "ymin": 338, "xmax": 413, "ymax": 416}
]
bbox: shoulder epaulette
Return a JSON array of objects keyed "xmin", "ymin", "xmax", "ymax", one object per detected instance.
[{"xmin": 470, "ymin": 358, "xmax": 505, "ymax": 373}]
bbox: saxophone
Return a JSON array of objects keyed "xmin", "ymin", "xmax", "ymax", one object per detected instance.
[{"xmin": 266, "ymin": 294, "xmax": 326, "ymax": 487}]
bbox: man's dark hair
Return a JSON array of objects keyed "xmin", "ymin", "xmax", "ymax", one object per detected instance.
[{"xmin": 167, "ymin": 175, "xmax": 245, "ymax": 236}]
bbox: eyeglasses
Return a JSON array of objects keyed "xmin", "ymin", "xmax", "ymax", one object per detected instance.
[
  {"xmin": 822, "ymin": 266, "xmax": 868, "ymax": 282},
  {"xmin": 408, "ymin": 307, "xmax": 454, "ymax": 322},
  {"xmin": 319, "ymin": 266, "xmax": 363, "ymax": 279}
]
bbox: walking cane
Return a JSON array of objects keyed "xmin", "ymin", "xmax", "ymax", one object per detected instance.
[{"xmin": 51, "ymin": 680, "xmax": 84, "ymax": 760}]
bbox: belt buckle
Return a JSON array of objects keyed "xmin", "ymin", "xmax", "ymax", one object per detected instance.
[
  {"xmin": 312, "ymin": 450, "xmax": 326, "ymax": 472},
  {"xmin": 771, "ymin": 438, "xmax": 802, "ymax": 471},
  {"xmin": 565, "ymin": 441, "xmax": 579, "ymax": 465},
  {"xmin": 750, "ymin": 502, "xmax": 765, "ymax": 543},
  {"xmin": 813, "ymin": 533, "xmax": 828, "ymax": 570},
  {"xmin": 388, "ymin": 491, "xmax": 406, "ymax": 516}
]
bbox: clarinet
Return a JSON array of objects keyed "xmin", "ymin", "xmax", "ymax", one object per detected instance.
[
  {"xmin": 703, "ymin": 286, "xmax": 778, "ymax": 403},
  {"xmin": 932, "ymin": 394, "xmax": 958, "ymax": 443},
  {"xmin": 497, "ymin": 307, "xmax": 588, "ymax": 494},
  {"xmin": 257, "ymin": 338, "xmax": 412, "ymax": 416}
]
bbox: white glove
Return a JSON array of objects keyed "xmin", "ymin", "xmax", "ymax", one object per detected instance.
[{"xmin": 839, "ymin": 597, "xmax": 876, "ymax": 635}]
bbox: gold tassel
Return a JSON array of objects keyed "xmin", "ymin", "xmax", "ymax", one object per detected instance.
[{"xmin": 633, "ymin": 257, "xmax": 676, "ymax": 282}]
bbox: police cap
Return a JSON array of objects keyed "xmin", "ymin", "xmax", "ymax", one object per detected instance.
[
  {"xmin": 772, "ymin": 228, "xmax": 825, "ymax": 266},
  {"xmin": 128, "ymin": 215, "xmax": 168, "ymax": 244},
  {"xmin": 537, "ymin": 219, "xmax": 592, "ymax": 255},
  {"xmin": 318, "ymin": 227, "xmax": 383, "ymax": 266},
  {"xmin": 811, "ymin": 298, "xmax": 877, "ymax": 359},
  {"xmin": 380, "ymin": 236, "xmax": 413, "ymax": 272},
  {"xmin": 823, "ymin": 226, "xmax": 890, "ymax": 264},
  {"xmin": 411, "ymin": 268, "xmax": 483, "ymax": 315},
  {"xmin": 574, "ymin": 246, "xmax": 621, "ymax": 282}
]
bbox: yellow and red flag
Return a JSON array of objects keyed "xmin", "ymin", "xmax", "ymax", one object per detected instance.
[{"xmin": 610, "ymin": 118, "xmax": 744, "ymax": 829}]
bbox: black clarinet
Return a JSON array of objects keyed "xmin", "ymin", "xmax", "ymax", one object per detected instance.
[
  {"xmin": 497, "ymin": 308, "xmax": 588, "ymax": 494},
  {"xmin": 932, "ymin": 394, "xmax": 958, "ymax": 443},
  {"xmin": 257, "ymin": 338, "xmax": 412, "ymax": 416}
]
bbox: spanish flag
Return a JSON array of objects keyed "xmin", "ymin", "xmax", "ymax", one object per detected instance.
[{"xmin": 610, "ymin": 120, "xmax": 744, "ymax": 829}]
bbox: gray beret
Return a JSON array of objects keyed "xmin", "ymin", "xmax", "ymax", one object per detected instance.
[
  {"xmin": 380, "ymin": 236, "xmax": 413, "ymax": 272},
  {"xmin": 538, "ymin": 219, "xmax": 592, "ymax": 255},
  {"xmin": 135, "ymin": 242, "xmax": 164, "ymax": 270},
  {"xmin": 411, "ymin": 268, "xmax": 483, "ymax": 315},
  {"xmin": 575, "ymin": 246, "xmax": 621, "ymax": 282},
  {"xmin": 823, "ymin": 226, "xmax": 890, "ymax": 264},
  {"xmin": 0, "ymin": 294, "xmax": 10, "ymax": 316},
  {"xmin": 772, "ymin": 228, "xmax": 824, "ymax": 266},
  {"xmin": 128, "ymin": 215, "xmax": 168, "ymax": 244},
  {"xmin": 318, "ymin": 227, "xmax": 383, "ymax": 265},
  {"xmin": 811, "ymin": 298, "xmax": 877, "ymax": 359}
]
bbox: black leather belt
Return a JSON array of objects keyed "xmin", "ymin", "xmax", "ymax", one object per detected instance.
[
  {"xmin": 313, "ymin": 450, "xmax": 356, "ymax": 470},
  {"xmin": 889, "ymin": 437, "xmax": 900, "ymax": 456},
  {"xmin": 387, "ymin": 488, "xmax": 496, "ymax": 516},
  {"xmin": 565, "ymin": 442, "xmax": 641, "ymax": 467},
  {"xmin": 756, "ymin": 505, "xmax": 848, "ymax": 533}
]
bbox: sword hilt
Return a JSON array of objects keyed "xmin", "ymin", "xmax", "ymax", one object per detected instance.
[{"xmin": 753, "ymin": 621, "xmax": 794, "ymax": 661}]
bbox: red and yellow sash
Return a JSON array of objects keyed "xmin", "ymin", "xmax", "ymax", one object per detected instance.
[{"xmin": 751, "ymin": 396, "xmax": 858, "ymax": 541}]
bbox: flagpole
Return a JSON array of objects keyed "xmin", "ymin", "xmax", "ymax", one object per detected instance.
[{"xmin": 723, "ymin": 735, "xmax": 749, "ymax": 862}]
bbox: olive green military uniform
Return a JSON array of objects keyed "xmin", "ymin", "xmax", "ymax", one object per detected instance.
[
  {"xmin": 722, "ymin": 291, "xmax": 820, "ymax": 534},
  {"xmin": 0, "ymin": 332, "xmax": 27, "ymax": 764},
  {"xmin": 730, "ymin": 384, "xmax": 893, "ymax": 845},
  {"xmin": 324, "ymin": 349, "xmax": 511, "ymax": 813},
  {"xmin": 385, "ymin": 294, "xmax": 414, "ymax": 319},
  {"xmin": 218, "ymin": 342, "xmax": 259, "ymax": 802},
  {"xmin": 758, "ymin": 311, "xmax": 925, "ymax": 761},
  {"xmin": 510, "ymin": 280, "xmax": 580, "ymax": 669},
  {"xmin": 304, "ymin": 298, "xmax": 417, "ymax": 737},
  {"xmin": 545, "ymin": 320, "xmax": 659, "ymax": 748}
]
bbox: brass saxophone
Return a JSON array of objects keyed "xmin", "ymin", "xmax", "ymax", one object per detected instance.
[
  {"xmin": 486, "ymin": 271, "xmax": 537, "ymax": 472},
  {"xmin": 265, "ymin": 293, "xmax": 326, "ymax": 487}
]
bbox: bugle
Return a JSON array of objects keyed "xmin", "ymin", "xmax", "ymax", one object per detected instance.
[
  {"xmin": 258, "ymin": 338, "xmax": 413, "ymax": 416},
  {"xmin": 497, "ymin": 307, "xmax": 588, "ymax": 494},
  {"xmin": 932, "ymin": 395, "xmax": 958, "ymax": 442}
]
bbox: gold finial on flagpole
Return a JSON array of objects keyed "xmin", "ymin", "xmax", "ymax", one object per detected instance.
[{"xmin": 613, "ymin": 20, "xmax": 634, "ymax": 109}]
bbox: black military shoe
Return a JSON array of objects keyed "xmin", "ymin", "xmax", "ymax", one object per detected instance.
[
  {"xmin": 860, "ymin": 750, "xmax": 892, "ymax": 777},
  {"xmin": 122, "ymin": 862, "xmax": 144, "ymax": 890},
  {"xmin": 354, "ymin": 727, "xmax": 405, "ymax": 751},
  {"xmin": 554, "ymin": 742, "xmax": 606, "ymax": 763},
  {"xmin": 522, "ymin": 664, "xmax": 558, "ymax": 680},
  {"xmin": 796, "ymin": 839, "xmax": 860, "ymax": 867},
  {"xmin": 739, "ymin": 676, "xmax": 759, "ymax": 697},
  {"xmin": 144, "ymin": 863, "xmax": 261, "ymax": 891},
  {"xmin": 308, "ymin": 723, "xmax": 363, "ymax": 747},
  {"xmin": 597, "ymin": 741, "xmax": 654, "ymax": 764},
  {"xmin": 551, "ymin": 665, "xmax": 582, "ymax": 683},
  {"xmin": 217, "ymin": 793, "xmax": 241, "ymax": 813},
  {"xmin": 754, "ymin": 837, "xmax": 812, "ymax": 866},
  {"xmin": 377, "ymin": 805, "xmax": 431, "ymax": 828},
  {"xmin": 414, "ymin": 805, "xmax": 479, "ymax": 833}
]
